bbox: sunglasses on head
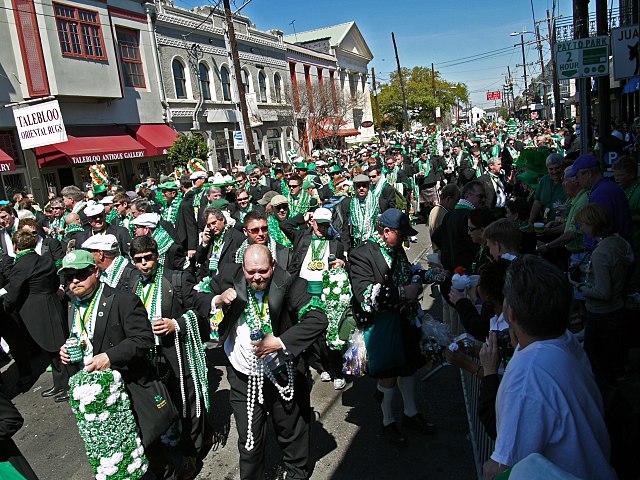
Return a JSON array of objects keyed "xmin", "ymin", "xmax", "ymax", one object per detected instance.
[
  {"xmin": 132, "ymin": 253, "xmax": 155, "ymax": 263},
  {"xmin": 247, "ymin": 226, "xmax": 269, "ymax": 234}
]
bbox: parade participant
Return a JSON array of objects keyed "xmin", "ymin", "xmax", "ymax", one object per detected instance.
[
  {"xmin": 0, "ymin": 205, "xmax": 18, "ymax": 257},
  {"xmin": 338, "ymin": 174, "xmax": 378, "ymax": 252},
  {"xmin": 428, "ymin": 184, "xmax": 460, "ymax": 247},
  {"xmin": 197, "ymin": 186, "xmax": 223, "ymax": 231},
  {"xmin": 107, "ymin": 192, "xmax": 133, "ymax": 231},
  {"xmin": 383, "ymin": 155, "xmax": 410, "ymax": 200},
  {"xmin": 158, "ymin": 182, "xmax": 198, "ymax": 259},
  {"xmin": 81, "ymin": 234, "xmax": 135, "ymax": 289},
  {"xmin": 267, "ymin": 195, "xmax": 293, "ymax": 249},
  {"xmin": 230, "ymin": 189, "xmax": 263, "ymax": 225},
  {"xmin": 368, "ymin": 165, "xmax": 396, "ymax": 212},
  {"xmin": 458, "ymin": 146, "xmax": 484, "ymax": 186},
  {"xmin": 185, "ymin": 170, "xmax": 207, "ymax": 222},
  {"xmin": 413, "ymin": 149, "xmax": 446, "ymax": 219},
  {"xmin": 132, "ymin": 213, "xmax": 187, "ymax": 271},
  {"xmin": 61, "ymin": 186, "xmax": 88, "ymax": 225},
  {"xmin": 128, "ymin": 236, "xmax": 208, "ymax": 477},
  {"xmin": 195, "ymin": 206, "xmax": 245, "ymax": 281},
  {"xmin": 132, "ymin": 197, "xmax": 180, "ymax": 242},
  {"xmin": 17, "ymin": 218, "xmax": 64, "ymax": 266},
  {"xmin": 2, "ymin": 230, "xmax": 73, "ymax": 402},
  {"xmin": 527, "ymin": 153, "xmax": 566, "ymax": 226},
  {"xmin": 236, "ymin": 211, "xmax": 289, "ymax": 270},
  {"xmin": 349, "ymin": 209, "xmax": 440, "ymax": 445},
  {"xmin": 483, "ymin": 255, "xmax": 616, "ymax": 480},
  {"xmin": 318, "ymin": 164, "xmax": 344, "ymax": 201},
  {"xmin": 478, "ymin": 157, "xmax": 507, "ymax": 209},
  {"xmin": 286, "ymin": 175, "xmax": 315, "ymax": 216},
  {"xmin": 47, "ymin": 198, "xmax": 66, "ymax": 240},
  {"xmin": 60, "ymin": 213, "xmax": 84, "ymax": 253},
  {"xmin": 76, "ymin": 203, "xmax": 131, "ymax": 256},
  {"xmin": 199, "ymin": 244, "xmax": 327, "ymax": 480},
  {"xmin": 432, "ymin": 181, "xmax": 486, "ymax": 329}
]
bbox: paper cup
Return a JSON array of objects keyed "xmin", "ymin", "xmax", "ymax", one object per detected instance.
[
  {"xmin": 451, "ymin": 277, "xmax": 467, "ymax": 291},
  {"xmin": 467, "ymin": 275, "xmax": 480, "ymax": 287}
]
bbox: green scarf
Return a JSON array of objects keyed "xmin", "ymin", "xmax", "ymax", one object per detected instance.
[{"xmin": 267, "ymin": 215, "xmax": 292, "ymax": 248}]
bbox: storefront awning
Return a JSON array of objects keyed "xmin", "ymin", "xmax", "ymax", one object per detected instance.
[
  {"xmin": 623, "ymin": 77, "xmax": 640, "ymax": 94},
  {"xmin": 0, "ymin": 148, "xmax": 16, "ymax": 171},
  {"xmin": 36, "ymin": 126, "xmax": 147, "ymax": 167},
  {"xmin": 128, "ymin": 124, "xmax": 178, "ymax": 156}
]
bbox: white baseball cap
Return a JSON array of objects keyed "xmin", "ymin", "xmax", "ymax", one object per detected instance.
[
  {"xmin": 84, "ymin": 203, "xmax": 105, "ymax": 217},
  {"xmin": 82, "ymin": 234, "xmax": 119, "ymax": 252},
  {"xmin": 312, "ymin": 207, "xmax": 332, "ymax": 224},
  {"xmin": 132, "ymin": 213, "xmax": 160, "ymax": 228}
]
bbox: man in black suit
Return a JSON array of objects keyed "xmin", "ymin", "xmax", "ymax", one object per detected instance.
[
  {"xmin": 0, "ymin": 205, "xmax": 18, "ymax": 258},
  {"xmin": 81, "ymin": 234, "xmax": 136, "ymax": 290},
  {"xmin": 2, "ymin": 230, "xmax": 73, "ymax": 402},
  {"xmin": 368, "ymin": 165, "xmax": 396, "ymax": 213},
  {"xmin": 127, "ymin": 236, "xmax": 208, "ymax": 474},
  {"xmin": 158, "ymin": 182, "xmax": 198, "ymax": 259},
  {"xmin": 132, "ymin": 213, "xmax": 187, "ymax": 271},
  {"xmin": 478, "ymin": 157, "xmax": 508, "ymax": 210},
  {"xmin": 61, "ymin": 185, "xmax": 89, "ymax": 226},
  {"xmin": 236, "ymin": 211, "xmax": 290, "ymax": 270},
  {"xmin": 76, "ymin": 203, "xmax": 131, "ymax": 256},
  {"xmin": 196, "ymin": 244, "xmax": 327, "ymax": 480},
  {"xmin": 130, "ymin": 197, "xmax": 180, "ymax": 244},
  {"xmin": 229, "ymin": 189, "xmax": 265, "ymax": 226},
  {"xmin": 195, "ymin": 206, "xmax": 245, "ymax": 281}
]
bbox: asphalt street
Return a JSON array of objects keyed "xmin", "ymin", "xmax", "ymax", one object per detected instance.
[{"xmin": 2, "ymin": 224, "xmax": 476, "ymax": 479}]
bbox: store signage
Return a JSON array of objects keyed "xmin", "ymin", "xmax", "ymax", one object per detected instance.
[
  {"xmin": 486, "ymin": 91, "xmax": 501, "ymax": 101},
  {"xmin": 554, "ymin": 36, "xmax": 610, "ymax": 79},
  {"xmin": 69, "ymin": 150, "xmax": 145, "ymax": 164},
  {"xmin": 13, "ymin": 100, "xmax": 68, "ymax": 150},
  {"xmin": 233, "ymin": 131, "xmax": 244, "ymax": 149},
  {"xmin": 611, "ymin": 25, "xmax": 640, "ymax": 80},
  {"xmin": 361, "ymin": 120, "xmax": 374, "ymax": 128}
]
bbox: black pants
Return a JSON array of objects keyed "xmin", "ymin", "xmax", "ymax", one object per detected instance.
[
  {"xmin": 584, "ymin": 308, "xmax": 627, "ymax": 385},
  {"xmin": 227, "ymin": 366, "xmax": 311, "ymax": 480},
  {"xmin": 308, "ymin": 336, "xmax": 344, "ymax": 379},
  {"xmin": 51, "ymin": 352, "xmax": 76, "ymax": 390}
]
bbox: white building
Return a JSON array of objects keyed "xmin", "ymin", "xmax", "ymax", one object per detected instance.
[{"xmin": 468, "ymin": 106, "xmax": 486, "ymax": 124}]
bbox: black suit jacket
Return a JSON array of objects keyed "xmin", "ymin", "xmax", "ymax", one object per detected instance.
[
  {"xmin": 168, "ymin": 197, "xmax": 198, "ymax": 252},
  {"xmin": 378, "ymin": 183, "xmax": 397, "ymax": 212},
  {"xmin": 0, "ymin": 390, "xmax": 39, "ymax": 479},
  {"xmin": 196, "ymin": 264, "xmax": 327, "ymax": 368},
  {"xmin": 3, "ymin": 252, "xmax": 68, "ymax": 352},
  {"xmin": 76, "ymin": 223, "xmax": 132, "ymax": 256},
  {"xmin": 194, "ymin": 227, "xmax": 245, "ymax": 280},
  {"xmin": 280, "ymin": 214, "xmax": 345, "ymax": 276}
]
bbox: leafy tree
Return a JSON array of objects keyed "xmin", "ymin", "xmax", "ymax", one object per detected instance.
[
  {"xmin": 376, "ymin": 66, "xmax": 469, "ymax": 129},
  {"xmin": 167, "ymin": 132, "xmax": 210, "ymax": 168}
]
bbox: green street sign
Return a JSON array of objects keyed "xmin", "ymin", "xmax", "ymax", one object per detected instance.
[{"xmin": 554, "ymin": 35, "xmax": 610, "ymax": 80}]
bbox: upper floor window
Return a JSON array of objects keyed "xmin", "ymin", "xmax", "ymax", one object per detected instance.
[
  {"xmin": 220, "ymin": 66, "xmax": 231, "ymax": 101},
  {"xmin": 274, "ymin": 73, "xmax": 282, "ymax": 103},
  {"xmin": 199, "ymin": 63, "xmax": 211, "ymax": 100},
  {"xmin": 172, "ymin": 59, "xmax": 187, "ymax": 99},
  {"xmin": 116, "ymin": 28, "xmax": 144, "ymax": 88},
  {"xmin": 54, "ymin": 3, "xmax": 106, "ymax": 60},
  {"xmin": 241, "ymin": 69, "xmax": 251, "ymax": 93},
  {"xmin": 258, "ymin": 71, "xmax": 267, "ymax": 103}
]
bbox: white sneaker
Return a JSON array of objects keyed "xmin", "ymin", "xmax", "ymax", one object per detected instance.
[
  {"xmin": 333, "ymin": 378, "xmax": 347, "ymax": 390},
  {"xmin": 320, "ymin": 371, "xmax": 331, "ymax": 382},
  {"xmin": 410, "ymin": 236, "xmax": 418, "ymax": 243}
]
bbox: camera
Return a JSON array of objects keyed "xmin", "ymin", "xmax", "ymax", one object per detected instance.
[{"xmin": 493, "ymin": 329, "xmax": 514, "ymax": 362}]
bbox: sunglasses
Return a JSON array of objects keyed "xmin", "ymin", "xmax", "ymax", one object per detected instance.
[
  {"xmin": 288, "ymin": 184, "xmax": 301, "ymax": 188},
  {"xmin": 65, "ymin": 267, "xmax": 94, "ymax": 283},
  {"xmin": 52, "ymin": 207, "xmax": 64, "ymax": 210},
  {"xmin": 468, "ymin": 225, "xmax": 481, "ymax": 233},
  {"xmin": 88, "ymin": 215, "xmax": 105, "ymax": 220},
  {"xmin": 369, "ymin": 174, "xmax": 378, "ymax": 178},
  {"xmin": 132, "ymin": 253, "xmax": 155, "ymax": 263},
  {"xmin": 237, "ymin": 196, "xmax": 250, "ymax": 201},
  {"xmin": 471, "ymin": 192, "xmax": 487, "ymax": 199},
  {"xmin": 355, "ymin": 183, "xmax": 369, "ymax": 189},
  {"xmin": 275, "ymin": 204, "xmax": 289, "ymax": 211},
  {"xmin": 112, "ymin": 203, "xmax": 122, "ymax": 208},
  {"xmin": 247, "ymin": 226, "xmax": 269, "ymax": 234}
]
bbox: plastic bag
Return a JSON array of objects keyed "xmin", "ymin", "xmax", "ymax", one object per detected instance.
[
  {"xmin": 342, "ymin": 329, "xmax": 368, "ymax": 377},
  {"xmin": 419, "ymin": 315, "xmax": 454, "ymax": 368}
]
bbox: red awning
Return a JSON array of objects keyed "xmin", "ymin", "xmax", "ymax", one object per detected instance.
[
  {"xmin": 36, "ymin": 126, "xmax": 147, "ymax": 167},
  {"xmin": 312, "ymin": 126, "xmax": 361, "ymax": 140},
  {"xmin": 128, "ymin": 124, "xmax": 178, "ymax": 156},
  {"xmin": 0, "ymin": 148, "xmax": 16, "ymax": 171}
]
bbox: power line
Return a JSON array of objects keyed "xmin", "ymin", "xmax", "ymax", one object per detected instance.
[{"xmin": 435, "ymin": 46, "xmax": 514, "ymax": 67}]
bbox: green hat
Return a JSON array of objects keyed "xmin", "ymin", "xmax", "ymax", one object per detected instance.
[
  {"xmin": 58, "ymin": 249, "xmax": 96, "ymax": 274},
  {"xmin": 295, "ymin": 161, "xmax": 308, "ymax": 170},
  {"xmin": 328, "ymin": 164, "xmax": 341, "ymax": 174},
  {"xmin": 516, "ymin": 170, "xmax": 541, "ymax": 189},
  {"xmin": 158, "ymin": 181, "xmax": 179, "ymax": 191},
  {"xmin": 307, "ymin": 162, "xmax": 316, "ymax": 171},
  {"xmin": 93, "ymin": 184, "xmax": 107, "ymax": 194},
  {"xmin": 211, "ymin": 199, "xmax": 230, "ymax": 210}
]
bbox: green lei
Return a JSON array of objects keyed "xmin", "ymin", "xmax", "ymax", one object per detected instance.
[
  {"xmin": 235, "ymin": 236, "xmax": 278, "ymax": 263},
  {"xmin": 371, "ymin": 232, "xmax": 410, "ymax": 285},
  {"xmin": 101, "ymin": 256, "xmax": 129, "ymax": 288},
  {"xmin": 383, "ymin": 166, "xmax": 399, "ymax": 185},
  {"xmin": 65, "ymin": 224, "xmax": 85, "ymax": 235},
  {"xmin": 105, "ymin": 209, "xmax": 119, "ymax": 225},
  {"xmin": 267, "ymin": 215, "xmax": 292, "ymax": 248},
  {"xmin": 161, "ymin": 194, "xmax": 183, "ymax": 227},
  {"xmin": 419, "ymin": 158, "xmax": 431, "ymax": 177},
  {"xmin": 245, "ymin": 287, "xmax": 272, "ymax": 335},
  {"xmin": 192, "ymin": 188, "xmax": 205, "ymax": 208},
  {"xmin": 280, "ymin": 180, "xmax": 290, "ymax": 196},
  {"xmin": 135, "ymin": 263, "xmax": 163, "ymax": 327},
  {"xmin": 320, "ymin": 267, "xmax": 351, "ymax": 350},
  {"xmin": 50, "ymin": 217, "xmax": 65, "ymax": 240},
  {"xmin": 288, "ymin": 190, "xmax": 311, "ymax": 216},
  {"xmin": 208, "ymin": 225, "xmax": 229, "ymax": 272},
  {"xmin": 350, "ymin": 193, "xmax": 379, "ymax": 246},
  {"xmin": 238, "ymin": 203, "xmax": 254, "ymax": 223},
  {"xmin": 310, "ymin": 236, "xmax": 328, "ymax": 262},
  {"xmin": 14, "ymin": 249, "xmax": 34, "ymax": 261},
  {"xmin": 152, "ymin": 226, "xmax": 174, "ymax": 258}
]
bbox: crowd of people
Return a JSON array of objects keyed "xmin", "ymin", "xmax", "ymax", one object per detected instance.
[{"xmin": 0, "ymin": 117, "xmax": 638, "ymax": 480}]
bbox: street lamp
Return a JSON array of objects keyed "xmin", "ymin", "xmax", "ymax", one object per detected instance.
[{"xmin": 511, "ymin": 30, "xmax": 533, "ymax": 116}]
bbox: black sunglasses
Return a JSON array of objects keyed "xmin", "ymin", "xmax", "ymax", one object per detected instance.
[
  {"xmin": 65, "ymin": 267, "xmax": 95, "ymax": 283},
  {"xmin": 288, "ymin": 184, "xmax": 301, "ymax": 188},
  {"xmin": 247, "ymin": 226, "xmax": 269, "ymax": 234},
  {"xmin": 132, "ymin": 253, "xmax": 155, "ymax": 263}
]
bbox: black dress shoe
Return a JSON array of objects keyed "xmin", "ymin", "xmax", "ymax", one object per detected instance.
[
  {"xmin": 54, "ymin": 392, "xmax": 69, "ymax": 403},
  {"xmin": 382, "ymin": 422, "xmax": 406, "ymax": 446},
  {"xmin": 402, "ymin": 413, "xmax": 437, "ymax": 434},
  {"xmin": 41, "ymin": 386, "xmax": 65, "ymax": 398}
]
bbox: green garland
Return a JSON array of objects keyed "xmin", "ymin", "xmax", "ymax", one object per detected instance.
[
  {"xmin": 161, "ymin": 193, "xmax": 183, "ymax": 227},
  {"xmin": 152, "ymin": 227, "xmax": 174, "ymax": 258},
  {"xmin": 105, "ymin": 209, "xmax": 119, "ymax": 225},
  {"xmin": 320, "ymin": 268, "xmax": 351, "ymax": 350},
  {"xmin": 288, "ymin": 190, "xmax": 311, "ymax": 216},
  {"xmin": 65, "ymin": 224, "xmax": 85, "ymax": 236},
  {"xmin": 68, "ymin": 369, "xmax": 148, "ymax": 479},
  {"xmin": 267, "ymin": 215, "xmax": 292, "ymax": 249},
  {"xmin": 350, "ymin": 193, "xmax": 378, "ymax": 246},
  {"xmin": 297, "ymin": 295, "xmax": 324, "ymax": 322}
]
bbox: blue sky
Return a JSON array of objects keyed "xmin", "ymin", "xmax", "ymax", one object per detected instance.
[{"xmin": 174, "ymin": 0, "xmax": 569, "ymax": 107}]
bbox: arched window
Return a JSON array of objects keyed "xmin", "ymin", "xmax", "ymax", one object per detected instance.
[
  {"xmin": 274, "ymin": 73, "xmax": 282, "ymax": 103},
  {"xmin": 220, "ymin": 65, "xmax": 231, "ymax": 101},
  {"xmin": 172, "ymin": 59, "xmax": 187, "ymax": 99},
  {"xmin": 258, "ymin": 70, "xmax": 267, "ymax": 102},
  {"xmin": 199, "ymin": 63, "xmax": 211, "ymax": 101},
  {"xmin": 241, "ymin": 68, "xmax": 251, "ymax": 93}
]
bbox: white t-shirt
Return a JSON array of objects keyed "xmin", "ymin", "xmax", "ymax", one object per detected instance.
[
  {"xmin": 491, "ymin": 330, "xmax": 616, "ymax": 480},
  {"xmin": 224, "ymin": 290, "xmax": 265, "ymax": 376}
]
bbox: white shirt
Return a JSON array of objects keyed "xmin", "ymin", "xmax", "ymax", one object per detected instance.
[
  {"xmin": 491, "ymin": 331, "xmax": 616, "ymax": 479},
  {"xmin": 299, "ymin": 237, "xmax": 329, "ymax": 283},
  {"xmin": 2, "ymin": 230, "xmax": 15, "ymax": 257},
  {"xmin": 223, "ymin": 290, "xmax": 266, "ymax": 376}
]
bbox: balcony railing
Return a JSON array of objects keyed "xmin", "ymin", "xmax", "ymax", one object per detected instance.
[{"xmin": 555, "ymin": 7, "xmax": 635, "ymax": 42}]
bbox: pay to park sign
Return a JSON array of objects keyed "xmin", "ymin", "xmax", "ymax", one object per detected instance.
[
  {"xmin": 554, "ymin": 35, "xmax": 610, "ymax": 80},
  {"xmin": 13, "ymin": 99, "xmax": 68, "ymax": 150}
]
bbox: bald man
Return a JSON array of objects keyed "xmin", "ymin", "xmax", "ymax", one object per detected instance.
[{"xmin": 195, "ymin": 244, "xmax": 327, "ymax": 480}]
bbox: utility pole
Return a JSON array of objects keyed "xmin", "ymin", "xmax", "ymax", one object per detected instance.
[
  {"xmin": 535, "ymin": 24, "xmax": 551, "ymax": 122},
  {"xmin": 371, "ymin": 67, "xmax": 382, "ymax": 130},
  {"xmin": 519, "ymin": 33, "xmax": 529, "ymax": 116},
  {"xmin": 223, "ymin": 0, "xmax": 255, "ymax": 163},
  {"xmin": 546, "ymin": 9, "xmax": 563, "ymax": 125},
  {"xmin": 431, "ymin": 62, "xmax": 437, "ymax": 123},
  {"xmin": 507, "ymin": 65, "xmax": 514, "ymax": 116},
  {"xmin": 574, "ymin": 0, "xmax": 590, "ymax": 154},
  {"xmin": 596, "ymin": 0, "xmax": 611, "ymax": 140},
  {"xmin": 391, "ymin": 32, "xmax": 409, "ymax": 131}
]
